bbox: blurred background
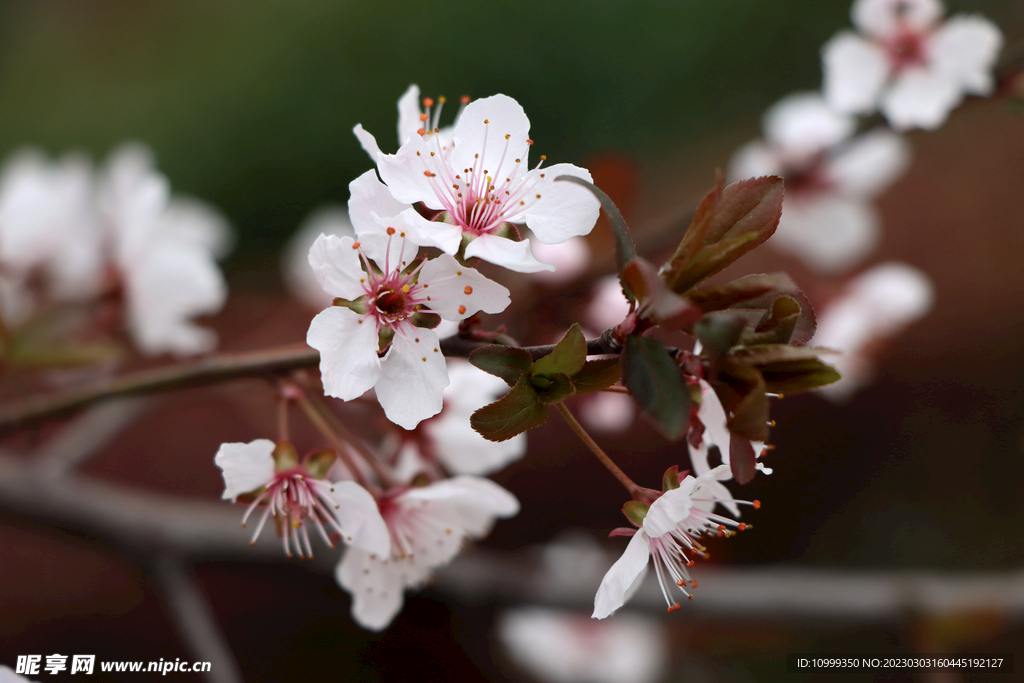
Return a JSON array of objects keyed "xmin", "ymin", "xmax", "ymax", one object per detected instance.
[{"xmin": 1, "ymin": 0, "xmax": 1024, "ymax": 681}]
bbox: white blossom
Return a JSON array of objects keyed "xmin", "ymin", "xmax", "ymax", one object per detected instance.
[
  {"xmin": 361, "ymin": 94, "xmax": 600, "ymax": 273},
  {"xmin": 305, "ymin": 174, "xmax": 510, "ymax": 428},
  {"xmin": 730, "ymin": 93, "xmax": 910, "ymax": 273},
  {"xmin": 99, "ymin": 144, "xmax": 230, "ymax": 356},
  {"xmin": 823, "ymin": 0, "xmax": 1003, "ymax": 130},
  {"xmin": 814, "ymin": 261, "xmax": 934, "ymax": 401},
  {"xmin": 336, "ymin": 475, "xmax": 519, "ymax": 630},
  {"xmin": 499, "ymin": 607, "xmax": 667, "ymax": 683},
  {"xmin": 282, "ymin": 205, "xmax": 355, "ymax": 310}
]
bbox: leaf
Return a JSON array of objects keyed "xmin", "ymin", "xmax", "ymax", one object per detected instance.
[
  {"xmin": 759, "ymin": 358, "xmax": 842, "ymax": 394},
  {"xmin": 471, "ymin": 375, "xmax": 549, "ymax": 442},
  {"xmin": 621, "ymin": 335, "xmax": 690, "ymax": 440},
  {"xmin": 662, "ymin": 465, "xmax": 681, "ymax": 491},
  {"xmin": 469, "ymin": 345, "xmax": 535, "ymax": 387},
  {"xmin": 303, "ymin": 449, "xmax": 337, "ymax": 480},
  {"xmin": 532, "ymin": 372, "xmax": 577, "ymax": 404},
  {"xmin": 714, "ymin": 360, "xmax": 770, "ymax": 442},
  {"xmin": 556, "ymin": 174, "xmax": 637, "ymax": 276},
  {"xmin": 731, "ymin": 344, "xmax": 839, "ymax": 366},
  {"xmin": 693, "ymin": 312, "xmax": 747, "ymax": 360},
  {"xmin": 622, "ymin": 501, "xmax": 650, "ymax": 527},
  {"xmin": 532, "ymin": 323, "xmax": 587, "ymax": 378},
  {"xmin": 728, "ymin": 287, "xmax": 817, "ymax": 346},
  {"xmin": 687, "ymin": 273, "xmax": 799, "ymax": 313},
  {"xmin": 571, "ymin": 358, "xmax": 622, "ymax": 394},
  {"xmin": 661, "ymin": 175, "xmax": 784, "ymax": 293},
  {"xmin": 740, "ymin": 295, "xmax": 801, "ymax": 345},
  {"xmin": 729, "ymin": 436, "xmax": 757, "ymax": 485},
  {"xmin": 272, "ymin": 441, "xmax": 299, "ymax": 471},
  {"xmin": 622, "ymin": 258, "xmax": 701, "ymax": 329}
]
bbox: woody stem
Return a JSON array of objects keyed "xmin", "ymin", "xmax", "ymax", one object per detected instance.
[{"xmin": 554, "ymin": 401, "xmax": 643, "ymax": 499}]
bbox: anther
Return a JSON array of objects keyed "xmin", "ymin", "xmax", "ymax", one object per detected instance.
[
  {"xmin": 423, "ymin": 171, "xmax": 436, "ymax": 177},
  {"xmin": 464, "ymin": 286, "xmax": 473, "ymax": 294},
  {"xmin": 717, "ymin": 524, "xmax": 726, "ymax": 531},
  {"xmin": 752, "ymin": 500, "xmax": 761, "ymax": 509},
  {"xmin": 386, "ymin": 228, "xmax": 395, "ymax": 235},
  {"xmin": 540, "ymin": 154, "xmax": 547, "ymax": 161},
  {"xmin": 691, "ymin": 581, "xmax": 698, "ymax": 588},
  {"xmin": 526, "ymin": 139, "xmax": 534, "ymax": 145},
  {"xmin": 458, "ymin": 305, "xmax": 467, "ymax": 314},
  {"xmin": 417, "ymin": 127, "xmax": 425, "ymax": 135},
  {"xmin": 484, "ymin": 118, "xmax": 489, "ymax": 124},
  {"xmin": 419, "ymin": 113, "xmax": 428, "ymax": 122},
  {"xmin": 438, "ymin": 96, "xmax": 446, "ymax": 103},
  {"xmin": 352, "ymin": 241, "xmax": 361, "ymax": 249},
  {"xmin": 767, "ymin": 420, "xmax": 776, "ymax": 427},
  {"xmin": 422, "ymin": 97, "xmax": 434, "ymax": 108},
  {"xmin": 505, "ymin": 133, "xmax": 510, "ymax": 140},
  {"xmin": 460, "ymin": 95, "xmax": 470, "ymax": 104},
  {"xmin": 686, "ymin": 560, "xmax": 695, "ymax": 568},
  {"xmin": 738, "ymin": 523, "xmax": 747, "ymax": 531}
]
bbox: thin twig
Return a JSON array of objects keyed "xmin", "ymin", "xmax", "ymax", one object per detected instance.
[
  {"xmin": 152, "ymin": 556, "xmax": 244, "ymax": 683},
  {"xmin": 295, "ymin": 395, "xmax": 379, "ymax": 491},
  {"xmin": 304, "ymin": 394, "xmax": 398, "ymax": 490},
  {"xmin": 0, "ymin": 337, "xmax": 619, "ymax": 435}
]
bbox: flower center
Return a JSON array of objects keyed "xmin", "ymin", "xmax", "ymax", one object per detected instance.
[
  {"xmin": 374, "ymin": 287, "xmax": 409, "ymax": 318},
  {"xmin": 886, "ymin": 30, "xmax": 928, "ymax": 72},
  {"xmin": 240, "ymin": 470, "xmax": 346, "ymax": 559}
]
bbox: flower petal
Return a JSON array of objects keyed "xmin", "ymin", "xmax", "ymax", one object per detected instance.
[
  {"xmin": 822, "ymin": 31, "xmax": 889, "ymax": 115},
  {"xmin": 519, "ymin": 164, "xmax": 600, "ymax": 244},
  {"xmin": 417, "ymin": 252, "xmax": 511, "ymax": 320},
  {"xmin": 375, "ymin": 327, "xmax": 448, "ymax": 429},
  {"xmin": 826, "ymin": 128, "xmax": 911, "ymax": 198},
  {"xmin": 727, "ymin": 141, "xmax": 783, "ymax": 182},
  {"xmin": 336, "ymin": 547, "xmax": 406, "ymax": 631},
  {"xmin": 643, "ymin": 478, "xmax": 697, "ymax": 538},
  {"xmin": 763, "ymin": 92, "xmax": 855, "ymax": 158},
  {"xmin": 403, "ymin": 474, "xmax": 521, "ymax": 536},
  {"xmin": 329, "ymin": 481, "xmax": 391, "ymax": 557},
  {"xmin": 307, "ymin": 305, "xmax": 381, "ymax": 401},
  {"xmin": 931, "ymin": 15, "xmax": 1003, "ymax": 95},
  {"xmin": 464, "ymin": 233, "xmax": 555, "ymax": 273},
  {"xmin": 307, "ymin": 233, "xmax": 367, "ymax": 300},
  {"xmin": 853, "ymin": 0, "xmax": 941, "ymax": 38},
  {"xmin": 353, "ymin": 124, "xmax": 383, "ymax": 164},
  {"xmin": 395, "ymin": 207, "xmax": 464, "ymax": 254},
  {"xmin": 214, "ymin": 439, "xmax": 276, "ymax": 501},
  {"xmin": 376, "ymin": 133, "xmax": 446, "ymax": 210},
  {"xmin": 880, "ymin": 68, "xmax": 961, "ymax": 130},
  {"xmin": 592, "ymin": 530, "xmax": 650, "ymax": 619},
  {"xmin": 396, "ymin": 84, "xmax": 423, "ymax": 146},
  {"xmin": 772, "ymin": 195, "xmax": 880, "ymax": 273},
  {"xmin": 451, "ymin": 95, "xmax": 532, "ymax": 190}
]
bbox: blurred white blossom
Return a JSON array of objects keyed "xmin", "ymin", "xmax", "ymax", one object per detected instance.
[
  {"xmin": 282, "ymin": 205, "xmax": 355, "ymax": 310},
  {"xmin": 499, "ymin": 607, "xmax": 667, "ymax": 683},
  {"xmin": 823, "ymin": 0, "xmax": 1002, "ymax": 130},
  {"xmin": 814, "ymin": 261, "xmax": 934, "ymax": 401},
  {"xmin": 730, "ymin": 93, "xmax": 910, "ymax": 273}
]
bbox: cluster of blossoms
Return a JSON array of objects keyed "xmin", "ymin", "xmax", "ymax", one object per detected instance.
[
  {"xmin": 729, "ymin": 0, "xmax": 999, "ymax": 398},
  {"xmin": 0, "ymin": 144, "xmax": 230, "ymax": 358}
]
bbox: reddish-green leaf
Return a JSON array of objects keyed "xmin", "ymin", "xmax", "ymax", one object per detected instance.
[
  {"xmin": 687, "ymin": 273, "xmax": 799, "ymax": 313},
  {"xmin": 532, "ymin": 371, "xmax": 577, "ymax": 404},
  {"xmin": 714, "ymin": 360, "xmax": 770, "ymax": 442},
  {"xmin": 571, "ymin": 358, "xmax": 622, "ymax": 394},
  {"xmin": 622, "ymin": 335, "xmax": 690, "ymax": 440},
  {"xmin": 694, "ymin": 312, "xmax": 747, "ymax": 359},
  {"xmin": 470, "ymin": 375, "xmax": 549, "ymax": 442},
  {"xmin": 729, "ymin": 436, "xmax": 757, "ymax": 485},
  {"xmin": 533, "ymin": 323, "xmax": 587, "ymax": 378},
  {"xmin": 623, "ymin": 501, "xmax": 650, "ymax": 527},
  {"xmin": 759, "ymin": 358, "xmax": 842, "ymax": 394},
  {"xmin": 556, "ymin": 175, "xmax": 637, "ymax": 276},
  {"xmin": 623, "ymin": 258, "xmax": 702, "ymax": 330}
]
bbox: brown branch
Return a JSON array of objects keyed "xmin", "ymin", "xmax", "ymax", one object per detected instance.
[{"xmin": 0, "ymin": 335, "xmax": 620, "ymax": 434}]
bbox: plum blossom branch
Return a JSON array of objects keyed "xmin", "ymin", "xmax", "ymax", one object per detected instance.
[
  {"xmin": 553, "ymin": 401, "xmax": 644, "ymax": 500},
  {"xmin": 0, "ymin": 337, "xmax": 620, "ymax": 433}
]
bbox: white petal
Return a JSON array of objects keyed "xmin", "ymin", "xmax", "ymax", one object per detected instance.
[
  {"xmin": 214, "ymin": 439, "xmax": 276, "ymax": 501},
  {"xmin": 881, "ymin": 68, "xmax": 961, "ymax": 130},
  {"xmin": 826, "ymin": 128, "xmax": 911, "ymax": 198},
  {"xmin": 643, "ymin": 479, "xmax": 697, "ymax": 538},
  {"xmin": 404, "ymin": 474, "xmax": 521, "ymax": 536},
  {"xmin": 528, "ymin": 235, "xmax": 592, "ymax": 286},
  {"xmin": 282, "ymin": 206, "xmax": 354, "ymax": 309},
  {"xmin": 693, "ymin": 479, "xmax": 741, "ymax": 517},
  {"xmin": 353, "ymin": 124, "xmax": 383, "ymax": 164},
  {"xmin": 162, "ymin": 197, "xmax": 234, "ymax": 259},
  {"xmin": 307, "ymin": 233, "xmax": 367, "ymax": 300},
  {"xmin": 822, "ymin": 32, "xmax": 890, "ymax": 115},
  {"xmin": 376, "ymin": 133, "xmax": 446, "ymax": 210},
  {"xmin": 0, "ymin": 665, "xmax": 40, "ymax": 683},
  {"xmin": 463, "ymin": 233, "xmax": 555, "ymax": 273},
  {"xmin": 520, "ymin": 164, "xmax": 601, "ymax": 244},
  {"xmin": 931, "ymin": 15, "xmax": 1003, "ymax": 95},
  {"xmin": 692, "ymin": 379, "xmax": 733, "ymax": 477},
  {"xmin": 375, "ymin": 327, "xmax": 448, "ymax": 429},
  {"xmin": 336, "ymin": 547, "xmax": 406, "ymax": 631},
  {"xmin": 772, "ymin": 195, "xmax": 880, "ymax": 273},
  {"xmin": 762, "ymin": 92, "xmax": 856, "ymax": 157},
  {"xmin": 583, "ymin": 275, "xmax": 632, "ymax": 332},
  {"xmin": 417, "ymin": 253, "xmax": 511, "ymax": 320},
  {"xmin": 396, "ymin": 84, "xmax": 423, "ymax": 146},
  {"xmin": 395, "ymin": 207, "xmax": 464, "ymax": 254},
  {"xmin": 124, "ymin": 239, "xmax": 226, "ymax": 356},
  {"xmin": 853, "ymin": 0, "xmax": 941, "ymax": 38},
  {"xmin": 727, "ymin": 141, "xmax": 783, "ymax": 183},
  {"xmin": 451, "ymin": 95, "xmax": 532, "ymax": 190},
  {"xmin": 578, "ymin": 392, "xmax": 635, "ymax": 435},
  {"xmin": 329, "ymin": 481, "xmax": 391, "ymax": 557},
  {"xmin": 348, "ymin": 169, "xmax": 411, "ymax": 236},
  {"xmin": 592, "ymin": 531, "xmax": 650, "ymax": 619},
  {"xmin": 307, "ymin": 306, "xmax": 381, "ymax": 401}
]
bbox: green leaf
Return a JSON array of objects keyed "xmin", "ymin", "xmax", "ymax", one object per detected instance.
[
  {"xmin": 621, "ymin": 335, "xmax": 690, "ymax": 440},
  {"xmin": 469, "ymin": 345, "xmax": 535, "ymax": 387},
  {"xmin": 622, "ymin": 501, "xmax": 650, "ymax": 527},
  {"xmin": 727, "ymin": 287, "xmax": 817, "ymax": 346},
  {"xmin": 471, "ymin": 375, "xmax": 549, "ymax": 442},
  {"xmin": 731, "ymin": 344, "xmax": 839, "ymax": 366},
  {"xmin": 303, "ymin": 449, "xmax": 337, "ymax": 479},
  {"xmin": 729, "ymin": 436, "xmax": 757, "ymax": 485},
  {"xmin": 661, "ymin": 175, "xmax": 784, "ymax": 293},
  {"xmin": 571, "ymin": 358, "xmax": 622, "ymax": 394},
  {"xmin": 532, "ymin": 372, "xmax": 577, "ymax": 404},
  {"xmin": 532, "ymin": 323, "xmax": 587, "ymax": 378},
  {"xmin": 662, "ymin": 465, "xmax": 681, "ymax": 491},
  {"xmin": 555, "ymin": 175, "xmax": 637, "ymax": 276},
  {"xmin": 694, "ymin": 312, "xmax": 747, "ymax": 359},
  {"xmin": 758, "ymin": 358, "xmax": 842, "ymax": 394},
  {"xmin": 687, "ymin": 273, "xmax": 799, "ymax": 313},
  {"xmin": 714, "ymin": 361, "xmax": 769, "ymax": 442},
  {"xmin": 740, "ymin": 295, "xmax": 801, "ymax": 345}
]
